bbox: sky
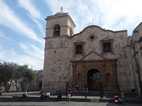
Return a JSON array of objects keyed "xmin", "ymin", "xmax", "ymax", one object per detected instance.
[{"xmin": 0, "ymin": 0, "xmax": 142, "ymax": 70}]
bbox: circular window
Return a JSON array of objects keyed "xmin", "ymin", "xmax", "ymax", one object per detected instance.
[{"xmin": 89, "ymin": 35, "xmax": 95, "ymax": 41}]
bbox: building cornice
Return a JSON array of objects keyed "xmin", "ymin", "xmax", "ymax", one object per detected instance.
[{"xmin": 71, "ymin": 25, "xmax": 127, "ymax": 38}]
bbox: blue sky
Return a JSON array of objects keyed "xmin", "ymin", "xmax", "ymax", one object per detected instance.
[{"xmin": 0, "ymin": 0, "xmax": 142, "ymax": 70}]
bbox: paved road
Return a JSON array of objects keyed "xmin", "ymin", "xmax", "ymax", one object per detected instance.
[{"xmin": 0, "ymin": 102, "xmax": 141, "ymax": 106}]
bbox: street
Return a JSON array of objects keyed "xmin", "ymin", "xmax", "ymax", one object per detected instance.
[
  {"xmin": 0, "ymin": 92, "xmax": 142, "ymax": 106},
  {"xmin": 0, "ymin": 102, "xmax": 141, "ymax": 106}
]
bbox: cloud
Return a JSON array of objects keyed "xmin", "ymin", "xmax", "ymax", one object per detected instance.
[
  {"xmin": 0, "ymin": 42, "xmax": 44, "ymax": 70},
  {"xmin": 0, "ymin": 0, "xmax": 44, "ymax": 69},
  {"xmin": 17, "ymin": 0, "xmax": 41, "ymax": 19},
  {"xmin": 46, "ymin": 0, "xmax": 60, "ymax": 14},
  {"xmin": 18, "ymin": 43, "xmax": 44, "ymax": 69},
  {"xmin": 19, "ymin": 43, "xmax": 43, "ymax": 61},
  {"xmin": 46, "ymin": 0, "xmax": 142, "ymax": 35},
  {"xmin": 0, "ymin": 31, "xmax": 9, "ymax": 40},
  {"xmin": 46, "ymin": 0, "xmax": 107, "ymax": 32},
  {"xmin": 17, "ymin": 0, "xmax": 45, "ymax": 39},
  {"xmin": 0, "ymin": 50, "xmax": 43, "ymax": 70},
  {"xmin": 17, "ymin": 0, "xmax": 44, "ymax": 34},
  {"xmin": 1, "ymin": 0, "xmax": 142, "ymax": 70},
  {"xmin": 0, "ymin": 0, "xmax": 41, "ymax": 43}
]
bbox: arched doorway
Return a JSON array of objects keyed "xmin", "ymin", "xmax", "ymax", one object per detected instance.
[{"xmin": 87, "ymin": 69, "xmax": 103, "ymax": 91}]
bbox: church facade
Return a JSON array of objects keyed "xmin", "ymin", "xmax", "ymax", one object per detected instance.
[{"xmin": 43, "ymin": 12, "xmax": 142, "ymax": 95}]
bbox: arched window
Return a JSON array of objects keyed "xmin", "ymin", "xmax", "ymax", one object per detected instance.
[{"xmin": 53, "ymin": 24, "xmax": 60, "ymax": 37}]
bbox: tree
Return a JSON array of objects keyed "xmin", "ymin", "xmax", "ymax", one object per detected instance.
[
  {"xmin": 18, "ymin": 65, "xmax": 36, "ymax": 91},
  {"xmin": 0, "ymin": 62, "xmax": 16, "ymax": 91},
  {"xmin": 0, "ymin": 62, "xmax": 36, "ymax": 92}
]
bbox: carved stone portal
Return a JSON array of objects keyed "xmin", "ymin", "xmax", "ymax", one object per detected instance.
[{"xmin": 71, "ymin": 60, "xmax": 119, "ymax": 92}]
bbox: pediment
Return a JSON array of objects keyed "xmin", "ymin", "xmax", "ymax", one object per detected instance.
[{"xmin": 80, "ymin": 51, "xmax": 105, "ymax": 61}]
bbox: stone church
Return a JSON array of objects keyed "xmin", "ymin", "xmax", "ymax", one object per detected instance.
[{"xmin": 43, "ymin": 12, "xmax": 142, "ymax": 95}]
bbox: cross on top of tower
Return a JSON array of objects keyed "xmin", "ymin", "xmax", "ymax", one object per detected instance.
[
  {"xmin": 57, "ymin": 0, "xmax": 64, "ymax": 13},
  {"xmin": 60, "ymin": 6, "xmax": 63, "ymax": 13}
]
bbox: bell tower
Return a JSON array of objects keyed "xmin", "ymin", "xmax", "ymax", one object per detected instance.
[
  {"xmin": 43, "ymin": 12, "xmax": 75, "ymax": 92},
  {"xmin": 45, "ymin": 12, "xmax": 75, "ymax": 38}
]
